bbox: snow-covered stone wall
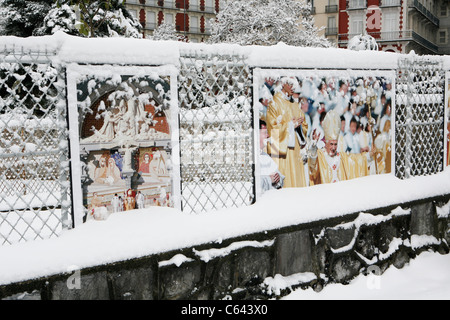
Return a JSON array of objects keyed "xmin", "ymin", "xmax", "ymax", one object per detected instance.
[{"xmin": 1, "ymin": 194, "xmax": 448, "ymax": 300}]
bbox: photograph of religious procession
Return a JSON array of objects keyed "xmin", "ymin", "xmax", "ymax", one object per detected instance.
[
  {"xmin": 254, "ymin": 69, "xmax": 395, "ymax": 194},
  {"xmin": 72, "ymin": 68, "xmax": 178, "ymax": 221}
]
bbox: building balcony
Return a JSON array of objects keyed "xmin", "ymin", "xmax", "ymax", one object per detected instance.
[
  {"xmin": 380, "ymin": 0, "xmax": 401, "ymax": 7},
  {"xmin": 163, "ymin": 1, "xmax": 176, "ymax": 9},
  {"xmin": 325, "ymin": 5, "xmax": 339, "ymax": 13},
  {"xmin": 176, "ymin": 25, "xmax": 212, "ymax": 36},
  {"xmin": 125, "ymin": 0, "xmax": 217, "ymax": 14},
  {"xmin": 188, "ymin": 4, "xmax": 216, "ymax": 13},
  {"xmin": 347, "ymin": 0, "xmax": 366, "ymax": 10},
  {"xmin": 338, "ymin": 30, "xmax": 438, "ymax": 53},
  {"xmin": 325, "ymin": 27, "xmax": 338, "ymax": 35},
  {"xmin": 408, "ymin": 0, "xmax": 439, "ymax": 27},
  {"xmin": 409, "ymin": 30, "xmax": 438, "ymax": 53}
]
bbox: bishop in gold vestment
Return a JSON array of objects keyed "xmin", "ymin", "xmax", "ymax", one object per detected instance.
[
  {"xmin": 266, "ymin": 78, "xmax": 308, "ymax": 188},
  {"xmin": 447, "ymin": 122, "xmax": 450, "ymax": 167},
  {"xmin": 374, "ymin": 119, "xmax": 392, "ymax": 174}
]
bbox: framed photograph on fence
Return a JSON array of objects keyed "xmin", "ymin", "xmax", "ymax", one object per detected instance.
[
  {"xmin": 253, "ymin": 68, "xmax": 396, "ymax": 199},
  {"xmin": 67, "ymin": 65, "xmax": 180, "ymax": 226},
  {"xmin": 446, "ymin": 72, "xmax": 450, "ymax": 167}
]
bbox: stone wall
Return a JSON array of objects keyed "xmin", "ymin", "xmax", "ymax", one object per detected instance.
[{"xmin": 1, "ymin": 195, "xmax": 449, "ymax": 300}]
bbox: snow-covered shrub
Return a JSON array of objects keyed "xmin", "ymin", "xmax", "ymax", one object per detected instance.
[
  {"xmin": 208, "ymin": 0, "xmax": 331, "ymax": 48},
  {"xmin": 348, "ymin": 34, "xmax": 379, "ymax": 51},
  {"xmin": 0, "ymin": 0, "xmax": 142, "ymax": 38},
  {"xmin": 35, "ymin": 4, "xmax": 79, "ymax": 36},
  {"xmin": 151, "ymin": 22, "xmax": 183, "ymax": 41}
]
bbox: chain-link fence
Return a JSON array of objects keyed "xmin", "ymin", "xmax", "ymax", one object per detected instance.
[
  {"xmin": 0, "ymin": 46, "xmax": 71, "ymax": 245},
  {"xmin": 395, "ymin": 56, "xmax": 446, "ymax": 179},
  {"xmin": 0, "ymin": 39, "xmax": 449, "ymax": 246},
  {"xmin": 178, "ymin": 51, "xmax": 255, "ymax": 214}
]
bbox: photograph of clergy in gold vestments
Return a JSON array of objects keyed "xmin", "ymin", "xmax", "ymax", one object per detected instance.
[
  {"xmin": 265, "ymin": 77, "xmax": 308, "ymax": 188},
  {"xmin": 256, "ymin": 72, "xmax": 394, "ymax": 191},
  {"xmin": 307, "ymin": 109, "xmax": 373, "ymax": 186},
  {"xmin": 447, "ymin": 84, "xmax": 450, "ymax": 167}
]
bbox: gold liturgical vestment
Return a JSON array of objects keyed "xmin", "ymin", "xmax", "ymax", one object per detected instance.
[
  {"xmin": 447, "ymin": 122, "xmax": 450, "ymax": 166},
  {"xmin": 374, "ymin": 134, "xmax": 392, "ymax": 174},
  {"xmin": 447, "ymin": 139, "xmax": 450, "ymax": 167},
  {"xmin": 266, "ymin": 92, "xmax": 308, "ymax": 188},
  {"xmin": 309, "ymin": 149, "xmax": 369, "ymax": 185}
]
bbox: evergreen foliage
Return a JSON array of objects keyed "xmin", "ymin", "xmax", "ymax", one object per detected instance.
[
  {"xmin": 0, "ymin": 0, "xmax": 142, "ymax": 38},
  {"xmin": 0, "ymin": 0, "xmax": 55, "ymax": 37}
]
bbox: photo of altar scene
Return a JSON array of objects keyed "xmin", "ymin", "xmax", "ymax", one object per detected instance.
[
  {"xmin": 256, "ymin": 73, "xmax": 394, "ymax": 193},
  {"xmin": 136, "ymin": 147, "xmax": 172, "ymax": 207},
  {"xmin": 78, "ymin": 74, "xmax": 174, "ymax": 218}
]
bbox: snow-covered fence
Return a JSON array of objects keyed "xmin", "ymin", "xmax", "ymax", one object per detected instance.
[
  {"xmin": 395, "ymin": 56, "xmax": 446, "ymax": 179},
  {"xmin": 0, "ymin": 42, "xmax": 72, "ymax": 245},
  {"xmin": 178, "ymin": 50, "xmax": 254, "ymax": 213},
  {"xmin": 0, "ymin": 33, "xmax": 449, "ymax": 246}
]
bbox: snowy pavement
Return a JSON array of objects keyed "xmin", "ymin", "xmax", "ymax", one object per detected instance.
[{"xmin": 283, "ymin": 250, "xmax": 450, "ymax": 300}]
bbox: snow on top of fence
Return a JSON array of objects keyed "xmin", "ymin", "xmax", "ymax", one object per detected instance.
[
  {"xmin": 247, "ymin": 42, "xmax": 400, "ymax": 70},
  {"xmin": 58, "ymin": 33, "xmax": 180, "ymax": 66},
  {"xmin": 0, "ymin": 33, "xmax": 62, "ymax": 55},
  {"xmin": 2, "ymin": 31, "xmax": 448, "ymax": 70}
]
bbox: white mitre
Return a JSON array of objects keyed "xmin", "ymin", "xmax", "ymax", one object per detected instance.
[
  {"xmin": 259, "ymin": 85, "xmax": 273, "ymax": 101},
  {"xmin": 280, "ymin": 76, "xmax": 300, "ymax": 89},
  {"xmin": 323, "ymin": 109, "xmax": 341, "ymax": 141}
]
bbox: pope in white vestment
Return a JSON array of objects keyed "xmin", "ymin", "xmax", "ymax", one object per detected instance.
[{"xmin": 308, "ymin": 110, "xmax": 370, "ymax": 185}]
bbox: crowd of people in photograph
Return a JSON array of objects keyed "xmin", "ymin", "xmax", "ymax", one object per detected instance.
[
  {"xmin": 447, "ymin": 95, "xmax": 450, "ymax": 167},
  {"xmin": 258, "ymin": 74, "xmax": 394, "ymax": 193},
  {"xmin": 447, "ymin": 114, "xmax": 450, "ymax": 167}
]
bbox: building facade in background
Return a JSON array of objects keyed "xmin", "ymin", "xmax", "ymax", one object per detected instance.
[
  {"xmin": 310, "ymin": 0, "xmax": 340, "ymax": 46},
  {"xmin": 438, "ymin": 0, "xmax": 450, "ymax": 54},
  {"xmin": 311, "ymin": 0, "xmax": 450, "ymax": 54},
  {"xmin": 126, "ymin": 0, "xmax": 449, "ymax": 54},
  {"xmin": 125, "ymin": 0, "xmax": 220, "ymax": 42}
]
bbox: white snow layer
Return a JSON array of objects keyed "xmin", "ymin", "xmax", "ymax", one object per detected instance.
[
  {"xmin": 2, "ymin": 31, "xmax": 449, "ymax": 69},
  {"xmin": 0, "ymin": 167, "xmax": 449, "ymax": 286},
  {"xmin": 282, "ymin": 251, "xmax": 450, "ymax": 300}
]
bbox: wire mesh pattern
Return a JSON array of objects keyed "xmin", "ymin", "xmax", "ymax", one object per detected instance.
[
  {"xmin": 395, "ymin": 56, "xmax": 446, "ymax": 179},
  {"xmin": 178, "ymin": 51, "xmax": 255, "ymax": 214},
  {"xmin": 0, "ymin": 47, "xmax": 71, "ymax": 245}
]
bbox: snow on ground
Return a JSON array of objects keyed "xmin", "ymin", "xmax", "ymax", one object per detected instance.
[
  {"xmin": 0, "ymin": 168, "xmax": 449, "ymax": 287},
  {"xmin": 283, "ymin": 250, "xmax": 450, "ymax": 300}
]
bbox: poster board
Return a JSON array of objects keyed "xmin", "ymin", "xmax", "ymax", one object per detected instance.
[
  {"xmin": 446, "ymin": 72, "xmax": 450, "ymax": 167},
  {"xmin": 253, "ymin": 68, "xmax": 396, "ymax": 199},
  {"xmin": 67, "ymin": 65, "xmax": 180, "ymax": 226}
]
